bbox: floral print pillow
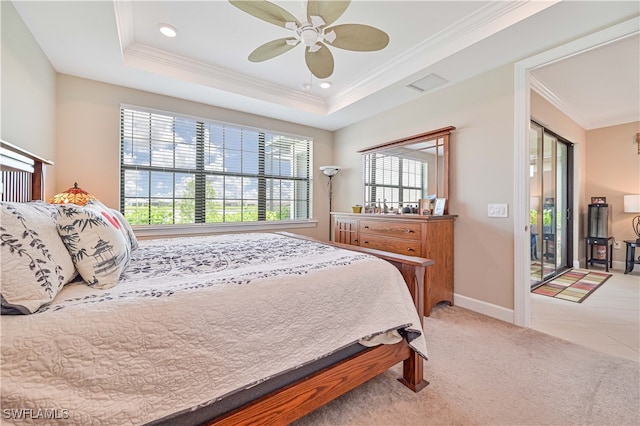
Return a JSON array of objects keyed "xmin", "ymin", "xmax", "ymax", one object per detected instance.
[
  {"xmin": 0, "ymin": 201, "xmax": 77, "ymax": 314},
  {"xmin": 56, "ymin": 200, "xmax": 130, "ymax": 289},
  {"xmin": 110, "ymin": 208, "xmax": 138, "ymax": 251}
]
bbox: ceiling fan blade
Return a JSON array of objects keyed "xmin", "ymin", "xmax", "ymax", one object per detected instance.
[
  {"xmin": 327, "ymin": 24, "xmax": 389, "ymax": 51},
  {"xmin": 307, "ymin": 0, "xmax": 350, "ymax": 27},
  {"xmin": 248, "ymin": 38, "xmax": 299, "ymax": 62},
  {"xmin": 229, "ymin": 0, "xmax": 300, "ymax": 28},
  {"xmin": 305, "ymin": 43, "xmax": 334, "ymax": 79}
]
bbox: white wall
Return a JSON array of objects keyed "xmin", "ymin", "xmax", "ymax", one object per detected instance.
[
  {"xmin": 55, "ymin": 74, "xmax": 334, "ymax": 241},
  {"xmin": 335, "ymin": 64, "xmax": 516, "ymax": 310},
  {"xmin": 1, "ymin": 1, "xmax": 57, "ymax": 197}
]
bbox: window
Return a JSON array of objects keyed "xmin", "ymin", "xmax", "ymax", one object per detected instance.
[
  {"xmin": 363, "ymin": 153, "xmax": 425, "ymax": 211},
  {"xmin": 120, "ymin": 107, "xmax": 312, "ymax": 225}
]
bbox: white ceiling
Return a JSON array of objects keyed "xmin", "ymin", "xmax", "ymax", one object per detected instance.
[{"xmin": 11, "ymin": 1, "xmax": 640, "ymax": 131}]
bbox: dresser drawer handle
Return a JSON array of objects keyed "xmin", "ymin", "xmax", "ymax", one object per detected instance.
[
  {"xmin": 406, "ymin": 229, "xmax": 415, "ymax": 233},
  {"xmin": 363, "ymin": 225, "xmax": 370, "ymax": 229},
  {"xmin": 363, "ymin": 241, "xmax": 369, "ymax": 244},
  {"xmin": 353, "ymin": 239, "xmax": 359, "ymax": 243},
  {"xmin": 407, "ymin": 248, "xmax": 415, "ymax": 252}
]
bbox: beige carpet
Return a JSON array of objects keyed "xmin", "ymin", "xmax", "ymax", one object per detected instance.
[{"xmin": 294, "ymin": 305, "xmax": 640, "ymax": 425}]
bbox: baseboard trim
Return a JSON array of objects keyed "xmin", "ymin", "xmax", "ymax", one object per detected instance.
[
  {"xmin": 454, "ymin": 261, "xmax": 631, "ymax": 327},
  {"xmin": 453, "ymin": 294, "xmax": 515, "ymax": 324}
]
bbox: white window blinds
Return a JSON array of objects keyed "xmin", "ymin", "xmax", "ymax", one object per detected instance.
[{"xmin": 120, "ymin": 107, "xmax": 312, "ymax": 225}]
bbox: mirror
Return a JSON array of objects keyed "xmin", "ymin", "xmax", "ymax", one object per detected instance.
[{"xmin": 359, "ymin": 126, "xmax": 453, "ymax": 214}]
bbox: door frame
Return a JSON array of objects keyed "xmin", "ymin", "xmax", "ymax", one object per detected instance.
[{"xmin": 513, "ymin": 17, "xmax": 639, "ymax": 327}]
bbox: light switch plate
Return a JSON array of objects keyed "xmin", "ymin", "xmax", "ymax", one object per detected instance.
[{"xmin": 488, "ymin": 203, "xmax": 508, "ymax": 218}]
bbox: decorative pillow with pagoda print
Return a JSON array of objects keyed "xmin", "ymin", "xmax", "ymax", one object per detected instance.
[{"xmin": 56, "ymin": 200, "xmax": 130, "ymax": 289}]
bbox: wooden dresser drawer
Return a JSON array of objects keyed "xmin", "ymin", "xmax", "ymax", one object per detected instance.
[
  {"xmin": 359, "ymin": 220, "xmax": 421, "ymax": 240},
  {"xmin": 359, "ymin": 233, "xmax": 421, "ymax": 255}
]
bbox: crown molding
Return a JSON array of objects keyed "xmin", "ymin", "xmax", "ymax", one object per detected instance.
[
  {"xmin": 122, "ymin": 43, "xmax": 327, "ymax": 115},
  {"xmin": 530, "ymin": 17, "xmax": 640, "ymax": 130},
  {"xmin": 530, "ymin": 74, "xmax": 591, "ymax": 129},
  {"xmin": 113, "ymin": 0, "xmax": 558, "ymax": 118},
  {"xmin": 113, "ymin": 1, "xmax": 327, "ymax": 115},
  {"xmin": 113, "ymin": 0, "xmax": 134, "ymax": 58},
  {"xmin": 327, "ymin": 0, "xmax": 560, "ymax": 113}
]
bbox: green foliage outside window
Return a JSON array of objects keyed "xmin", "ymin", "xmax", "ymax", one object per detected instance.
[{"xmin": 125, "ymin": 178, "xmax": 290, "ymax": 225}]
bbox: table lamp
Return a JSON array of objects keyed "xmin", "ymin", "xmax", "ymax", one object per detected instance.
[
  {"xmin": 623, "ymin": 194, "xmax": 640, "ymax": 243},
  {"xmin": 49, "ymin": 183, "xmax": 96, "ymax": 206}
]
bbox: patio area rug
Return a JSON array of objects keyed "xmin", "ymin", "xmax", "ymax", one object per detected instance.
[{"xmin": 531, "ymin": 268, "xmax": 612, "ymax": 303}]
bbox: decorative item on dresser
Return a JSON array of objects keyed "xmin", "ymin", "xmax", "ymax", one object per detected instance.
[{"xmin": 332, "ymin": 212, "xmax": 456, "ymax": 316}]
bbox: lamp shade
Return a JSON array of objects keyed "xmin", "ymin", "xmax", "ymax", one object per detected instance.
[
  {"xmin": 319, "ymin": 165, "xmax": 341, "ymax": 177},
  {"xmin": 623, "ymin": 194, "xmax": 640, "ymax": 213},
  {"xmin": 49, "ymin": 183, "xmax": 96, "ymax": 206}
]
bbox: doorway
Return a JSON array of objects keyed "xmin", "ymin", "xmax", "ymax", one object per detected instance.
[{"xmin": 530, "ymin": 121, "xmax": 574, "ymax": 286}]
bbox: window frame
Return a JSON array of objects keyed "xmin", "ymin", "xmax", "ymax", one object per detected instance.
[
  {"xmin": 119, "ymin": 105, "xmax": 315, "ymax": 236},
  {"xmin": 363, "ymin": 153, "xmax": 425, "ymax": 211}
]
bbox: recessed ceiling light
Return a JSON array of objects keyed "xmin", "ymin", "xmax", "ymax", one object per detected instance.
[
  {"xmin": 319, "ymin": 81, "xmax": 332, "ymax": 89},
  {"xmin": 301, "ymin": 83, "xmax": 312, "ymax": 92},
  {"xmin": 159, "ymin": 24, "xmax": 177, "ymax": 38}
]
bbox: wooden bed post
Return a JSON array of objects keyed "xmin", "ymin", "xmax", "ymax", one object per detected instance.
[{"xmin": 397, "ymin": 262, "xmax": 429, "ymax": 392}]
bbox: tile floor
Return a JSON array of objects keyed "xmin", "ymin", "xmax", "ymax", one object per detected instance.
[{"xmin": 530, "ymin": 268, "xmax": 640, "ymax": 362}]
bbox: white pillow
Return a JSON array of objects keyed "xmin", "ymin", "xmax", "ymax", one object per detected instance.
[
  {"xmin": 110, "ymin": 208, "xmax": 138, "ymax": 251},
  {"xmin": 56, "ymin": 200, "xmax": 130, "ymax": 289},
  {"xmin": 1, "ymin": 201, "xmax": 77, "ymax": 314}
]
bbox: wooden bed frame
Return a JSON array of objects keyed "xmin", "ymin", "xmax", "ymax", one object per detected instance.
[{"xmin": 0, "ymin": 140, "xmax": 432, "ymax": 425}]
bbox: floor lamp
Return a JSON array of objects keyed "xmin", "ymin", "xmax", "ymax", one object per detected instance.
[{"xmin": 320, "ymin": 165, "xmax": 341, "ymax": 240}]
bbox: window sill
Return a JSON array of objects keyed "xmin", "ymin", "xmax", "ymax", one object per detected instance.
[{"xmin": 132, "ymin": 220, "xmax": 318, "ymax": 240}]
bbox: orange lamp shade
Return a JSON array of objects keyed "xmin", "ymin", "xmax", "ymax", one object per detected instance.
[{"xmin": 49, "ymin": 183, "xmax": 96, "ymax": 206}]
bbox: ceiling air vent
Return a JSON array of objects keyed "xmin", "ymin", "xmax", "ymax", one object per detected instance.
[{"xmin": 406, "ymin": 74, "xmax": 448, "ymax": 93}]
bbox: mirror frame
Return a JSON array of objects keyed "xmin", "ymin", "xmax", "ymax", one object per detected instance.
[{"xmin": 358, "ymin": 126, "xmax": 455, "ymax": 214}]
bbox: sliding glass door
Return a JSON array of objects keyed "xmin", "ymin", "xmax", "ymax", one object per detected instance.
[{"xmin": 530, "ymin": 122, "xmax": 573, "ymax": 287}]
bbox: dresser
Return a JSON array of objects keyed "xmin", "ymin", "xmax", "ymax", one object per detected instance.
[{"xmin": 332, "ymin": 213, "xmax": 456, "ymax": 316}]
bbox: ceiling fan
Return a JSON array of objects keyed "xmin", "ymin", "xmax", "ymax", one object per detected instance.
[{"xmin": 229, "ymin": 0, "xmax": 389, "ymax": 79}]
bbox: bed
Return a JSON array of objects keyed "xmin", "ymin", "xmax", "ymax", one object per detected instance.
[{"xmin": 0, "ymin": 140, "xmax": 432, "ymax": 425}]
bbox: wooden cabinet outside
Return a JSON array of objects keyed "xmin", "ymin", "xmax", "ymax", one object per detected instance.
[{"xmin": 332, "ymin": 213, "xmax": 456, "ymax": 316}]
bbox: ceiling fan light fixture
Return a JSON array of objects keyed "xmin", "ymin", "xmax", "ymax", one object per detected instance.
[
  {"xmin": 300, "ymin": 26, "xmax": 319, "ymax": 46},
  {"xmin": 159, "ymin": 23, "xmax": 177, "ymax": 38},
  {"xmin": 230, "ymin": 0, "xmax": 390, "ymax": 80}
]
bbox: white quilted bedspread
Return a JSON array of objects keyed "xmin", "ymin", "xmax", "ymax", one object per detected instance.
[{"xmin": 1, "ymin": 233, "xmax": 427, "ymax": 425}]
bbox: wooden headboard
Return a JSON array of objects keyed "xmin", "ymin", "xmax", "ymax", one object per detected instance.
[{"xmin": 0, "ymin": 139, "xmax": 53, "ymax": 202}]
